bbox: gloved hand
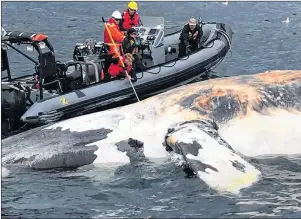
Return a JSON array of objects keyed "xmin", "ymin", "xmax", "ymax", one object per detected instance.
[
  {"xmin": 126, "ymin": 74, "xmax": 132, "ymax": 80},
  {"xmin": 135, "ymin": 41, "xmax": 140, "ymax": 46},
  {"xmin": 193, "ymin": 31, "xmax": 199, "ymax": 39}
]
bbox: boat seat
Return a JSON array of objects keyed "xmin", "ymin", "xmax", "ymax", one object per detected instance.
[
  {"xmin": 56, "ymin": 62, "xmax": 68, "ymax": 75},
  {"xmin": 37, "ymin": 51, "xmax": 63, "ymax": 90},
  {"xmin": 39, "ymin": 51, "xmax": 57, "ymax": 79},
  {"xmin": 98, "ymin": 53, "xmax": 110, "ymax": 60},
  {"xmin": 66, "ymin": 69, "xmax": 82, "ymax": 81}
]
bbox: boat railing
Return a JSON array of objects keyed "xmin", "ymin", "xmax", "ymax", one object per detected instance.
[
  {"xmin": 43, "ymin": 79, "xmax": 63, "ymax": 93},
  {"xmin": 70, "ymin": 60, "xmax": 100, "ymax": 84}
]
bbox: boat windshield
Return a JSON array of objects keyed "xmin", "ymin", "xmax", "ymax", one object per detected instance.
[{"xmin": 140, "ymin": 16, "xmax": 164, "ymax": 28}]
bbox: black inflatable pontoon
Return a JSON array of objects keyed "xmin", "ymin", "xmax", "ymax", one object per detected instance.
[{"xmin": 1, "ymin": 16, "xmax": 233, "ymax": 136}]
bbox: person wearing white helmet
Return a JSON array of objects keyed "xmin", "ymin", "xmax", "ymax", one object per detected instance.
[
  {"xmin": 112, "ymin": 10, "xmax": 122, "ymax": 20},
  {"xmin": 120, "ymin": 1, "xmax": 142, "ymax": 31},
  {"xmin": 104, "ymin": 10, "xmax": 125, "ymax": 59}
]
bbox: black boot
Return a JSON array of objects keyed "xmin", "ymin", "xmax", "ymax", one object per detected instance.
[{"xmin": 178, "ymin": 42, "xmax": 187, "ymax": 58}]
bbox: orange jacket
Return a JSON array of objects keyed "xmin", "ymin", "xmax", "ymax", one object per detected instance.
[
  {"xmin": 122, "ymin": 10, "xmax": 141, "ymax": 31},
  {"xmin": 104, "ymin": 18, "xmax": 125, "ymax": 56}
]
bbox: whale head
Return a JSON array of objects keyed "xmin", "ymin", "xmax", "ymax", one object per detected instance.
[{"xmin": 164, "ymin": 119, "xmax": 261, "ymax": 194}]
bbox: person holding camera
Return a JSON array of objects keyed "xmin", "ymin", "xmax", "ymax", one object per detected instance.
[{"xmin": 122, "ymin": 28, "xmax": 146, "ymax": 73}]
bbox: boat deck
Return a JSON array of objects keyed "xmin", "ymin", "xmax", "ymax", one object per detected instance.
[{"xmin": 137, "ymin": 44, "xmax": 180, "ymax": 72}]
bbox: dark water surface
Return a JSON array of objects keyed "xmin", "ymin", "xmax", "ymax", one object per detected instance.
[{"xmin": 2, "ymin": 1, "xmax": 301, "ymax": 218}]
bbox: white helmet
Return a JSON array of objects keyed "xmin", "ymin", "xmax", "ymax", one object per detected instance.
[{"xmin": 111, "ymin": 11, "xmax": 122, "ymax": 20}]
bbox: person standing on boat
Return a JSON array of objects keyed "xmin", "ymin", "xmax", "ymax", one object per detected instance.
[
  {"xmin": 104, "ymin": 11, "xmax": 125, "ymax": 58},
  {"xmin": 120, "ymin": 1, "xmax": 142, "ymax": 31},
  {"xmin": 122, "ymin": 28, "xmax": 145, "ymax": 72},
  {"xmin": 178, "ymin": 18, "xmax": 203, "ymax": 58}
]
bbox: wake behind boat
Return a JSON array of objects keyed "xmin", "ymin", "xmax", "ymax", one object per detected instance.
[{"xmin": 1, "ymin": 16, "xmax": 233, "ymax": 137}]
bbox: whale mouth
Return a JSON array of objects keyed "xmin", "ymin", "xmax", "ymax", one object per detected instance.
[{"xmin": 164, "ymin": 120, "xmax": 261, "ymax": 194}]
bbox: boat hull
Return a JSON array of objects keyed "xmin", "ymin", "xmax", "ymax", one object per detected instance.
[{"xmin": 18, "ymin": 23, "xmax": 233, "ymax": 124}]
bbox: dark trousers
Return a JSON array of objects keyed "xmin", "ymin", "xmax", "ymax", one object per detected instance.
[
  {"xmin": 132, "ymin": 54, "xmax": 145, "ymax": 72},
  {"xmin": 178, "ymin": 40, "xmax": 199, "ymax": 58}
]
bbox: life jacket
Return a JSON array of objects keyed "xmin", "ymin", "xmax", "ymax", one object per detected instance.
[
  {"xmin": 122, "ymin": 10, "xmax": 140, "ymax": 31},
  {"xmin": 104, "ymin": 18, "xmax": 125, "ymax": 57},
  {"xmin": 108, "ymin": 56, "xmax": 132, "ymax": 78}
]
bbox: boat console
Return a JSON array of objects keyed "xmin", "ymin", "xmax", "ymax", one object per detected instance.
[
  {"xmin": 134, "ymin": 25, "xmax": 161, "ymax": 47},
  {"xmin": 133, "ymin": 24, "xmax": 165, "ymax": 65}
]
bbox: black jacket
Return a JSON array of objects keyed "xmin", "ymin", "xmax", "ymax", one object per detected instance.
[
  {"xmin": 122, "ymin": 36, "xmax": 137, "ymax": 54},
  {"xmin": 179, "ymin": 23, "xmax": 203, "ymax": 47}
]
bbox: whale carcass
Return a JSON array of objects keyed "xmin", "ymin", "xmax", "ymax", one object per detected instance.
[{"xmin": 2, "ymin": 70, "xmax": 301, "ymax": 193}]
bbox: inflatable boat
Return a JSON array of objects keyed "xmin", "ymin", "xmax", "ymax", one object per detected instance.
[{"xmin": 1, "ymin": 16, "xmax": 233, "ymax": 136}]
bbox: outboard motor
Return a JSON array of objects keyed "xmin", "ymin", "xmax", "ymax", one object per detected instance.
[
  {"xmin": 1, "ymin": 43, "xmax": 27, "ymax": 137},
  {"xmin": 1, "ymin": 87, "xmax": 27, "ymax": 137}
]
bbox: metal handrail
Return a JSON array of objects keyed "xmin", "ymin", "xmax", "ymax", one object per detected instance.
[{"xmin": 75, "ymin": 61, "xmax": 100, "ymax": 83}]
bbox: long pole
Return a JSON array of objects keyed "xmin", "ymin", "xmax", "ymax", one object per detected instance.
[{"xmin": 102, "ymin": 17, "xmax": 140, "ymax": 102}]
